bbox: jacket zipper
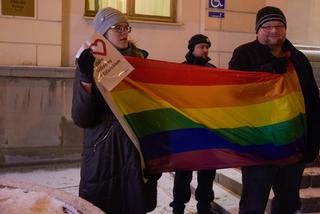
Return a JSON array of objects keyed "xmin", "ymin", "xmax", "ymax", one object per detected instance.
[{"xmin": 93, "ymin": 125, "xmax": 113, "ymax": 153}]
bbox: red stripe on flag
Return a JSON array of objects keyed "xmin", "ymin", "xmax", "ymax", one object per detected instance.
[
  {"xmin": 126, "ymin": 56, "xmax": 280, "ymax": 86},
  {"xmin": 145, "ymin": 149, "xmax": 302, "ymax": 172}
]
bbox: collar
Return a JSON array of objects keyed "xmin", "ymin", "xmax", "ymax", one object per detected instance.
[
  {"xmin": 185, "ymin": 52, "xmax": 211, "ymax": 65},
  {"xmin": 253, "ymin": 38, "xmax": 295, "ymax": 54}
]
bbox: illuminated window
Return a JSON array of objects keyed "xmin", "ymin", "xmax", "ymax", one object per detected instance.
[{"xmin": 85, "ymin": 0, "xmax": 177, "ymax": 23}]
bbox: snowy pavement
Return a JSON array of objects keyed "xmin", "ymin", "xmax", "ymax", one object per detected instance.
[
  {"xmin": 0, "ymin": 167, "xmax": 197, "ymax": 214},
  {"xmin": 0, "ymin": 166, "xmax": 240, "ymax": 213}
]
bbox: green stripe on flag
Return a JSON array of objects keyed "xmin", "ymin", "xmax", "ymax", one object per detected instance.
[{"xmin": 125, "ymin": 108, "xmax": 305, "ymax": 146}]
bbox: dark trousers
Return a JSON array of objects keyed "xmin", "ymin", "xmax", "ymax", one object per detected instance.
[
  {"xmin": 239, "ymin": 164, "xmax": 305, "ymax": 214},
  {"xmin": 170, "ymin": 170, "xmax": 216, "ymax": 210}
]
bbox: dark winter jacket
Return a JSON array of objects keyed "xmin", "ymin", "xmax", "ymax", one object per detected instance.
[
  {"xmin": 183, "ymin": 51, "xmax": 216, "ymax": 68},
  {"xmin": 72, "ymin": 42, "xmax": 158, "ymax": 214},
  {"xmin": 229, "ymin": 39, "xmax": 320, "ymax": 163}
]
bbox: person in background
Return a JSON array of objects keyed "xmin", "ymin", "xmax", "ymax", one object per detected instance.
[
  {"xmin": 229, "ymin": 6, "xmax": 320, "ymax": 214},
  {"xmin": 169, "ymin": 34, "xmax": 217, "ymax": 214},
  {"xmin": 71, "ymin": 7, "xmax": 160, "ymax": 214}
]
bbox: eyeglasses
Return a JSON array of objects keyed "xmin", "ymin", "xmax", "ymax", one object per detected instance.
[
  {"xmin": 260, "ymin": 25, "xmax": 285, "ymax": 31},
  {"xmin": 110, "ymin": 25, "xmax": 132, "ymax": 33}
]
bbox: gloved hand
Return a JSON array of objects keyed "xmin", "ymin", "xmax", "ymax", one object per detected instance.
[
  {"xmin": 258, "ymin": 57, "xmax": 287, "ymax": 74},
  {"xmin": 259, "ymin": 63, "xmax": 274, "ymax": 73},
  {"xmin": 301, "ymin": 146, "xmax": 319, "ymax": 163},
  {"xmin": 273, "ymin": 57, "xmax": 287, "ymax": 74},
  {"xmin": 77, "ymin": 48, "xmax": 95, "ymax": 83},
  {"xmin": 144, "ymin": 170, "xmax": 162, "ymax": 180}
]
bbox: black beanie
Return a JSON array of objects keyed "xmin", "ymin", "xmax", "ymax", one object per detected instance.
[
  {"xmin": 256, "ymin": 6, "xmax": 287, "ymax": 33},
  {"xmin": 188, "ymin": 34, "xmax": 211, "ymax": 52}
]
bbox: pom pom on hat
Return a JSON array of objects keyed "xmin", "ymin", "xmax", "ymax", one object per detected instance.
[
  {"xmin": 256, "ymin": 6, "xmax": 286, "ymax": 33},
  {"xmin": 93, "ymin": 7, "xmax": 127, "ymax": 35}
]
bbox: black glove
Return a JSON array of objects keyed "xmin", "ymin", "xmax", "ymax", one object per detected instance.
[
  {"xmin": 273, "ymin": 57, "xmax": 287, "ymax": 74},
  {"xmin": 259, "ymin": 57, "xmax": 287, "ymax": 74},
  {"xmin": 301, "ymin": 145, "xmax": 319, "ymax": 163},
  {"xmin": 77, "ymin": 48, "xmax": 95, "ymax": 83},
  {"xmin": 259, "ymin": 63, "xmax": 274, "ymax": 73},
  {"xmin": 144, "ymin": 170, "xmax": 162, "ymax": 180}
]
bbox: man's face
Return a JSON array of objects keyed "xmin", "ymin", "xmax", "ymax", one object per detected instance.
[
  {"xmin": 192, "ymin": 43, "xmax": 210, "ymax": 58},
  {"xmin": 257, "ymin": 20, "xmax": 286, "ymax": 49}
]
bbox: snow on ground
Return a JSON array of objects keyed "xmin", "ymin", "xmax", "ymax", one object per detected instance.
[
  {"xmin": 0, "ymin": 167, "xmax": 198, "ymax": 214},
  {"xmin": 0, "ymin": 187, "xmax": 71, "ymax": 214}
]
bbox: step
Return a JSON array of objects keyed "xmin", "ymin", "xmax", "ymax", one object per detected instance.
[
  {"xmin": 215, "ymin": 168, "xmax": 242, "ymax": 196},
  {"xmin": 300, "ymin": 187, "xmax": 320, "ymax": 213},
  {"xmin": 211, "ymin": 183, "xmax": 240, "ymax": 214},
  {"xmin": 267, "ymin": 187, "xmax": 320, "ymax": 213},
  {"xmin": 215, "ymin": 167, "xmax": 320, "ymax": 213},
  {"xmin": 301, "ymin": 167, "xmax": 320, "ymax": 188},
  {"xmin": 216, "ymin": 167, "xmax": 320, "ymax": 190},
  {"xmin": 168, "ymin": 171, "xmax": 241, "ymax": 214},
  {"xmin": 189, "ymin": 171, "xmax": 241, "ymax": 214}
]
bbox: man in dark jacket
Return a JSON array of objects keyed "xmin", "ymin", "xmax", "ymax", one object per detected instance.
[
  {"xmin": 170, "ymin": 34, "xmax": 217, "ymax": 214},
  {"xmin": 229, "ymin": 6, "xmax": 320, "ymax": 214}
]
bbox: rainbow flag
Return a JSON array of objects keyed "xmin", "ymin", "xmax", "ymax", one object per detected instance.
[{"xmin": 102, "ymin": 57, "xmax": 306, "ymax": 173}]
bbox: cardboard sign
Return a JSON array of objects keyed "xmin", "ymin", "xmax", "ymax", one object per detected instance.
[{"xmin": 76, "ymin": 33, "xmax": 134, "ymax": 91}]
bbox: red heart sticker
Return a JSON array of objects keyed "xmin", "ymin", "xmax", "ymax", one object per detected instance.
[{"xmin": 89, "ymin": 39, "xmax": 107, "ymax": 56}]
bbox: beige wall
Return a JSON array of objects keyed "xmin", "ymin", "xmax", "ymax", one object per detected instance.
[
  {"xmin": 286, "ymin": 0, "xmax": 320, "ymax": 46},
  {"xmin": 65, "ymin": 0, "xmax": 261, "ymax": 68},
  {"xmin": 204, "ymin": 0, "xmax": 265, "ymax": 67},
  {"xmin": 0, "ymin": 0, "xmax": 62, "ymax": 66},
  {"xmin": 65, "ymin": 0, "xmax": 205, "ymax": 65},
  {"xmin": 0, "ymin": 0, "xmax": 320, "ymax": 68}
]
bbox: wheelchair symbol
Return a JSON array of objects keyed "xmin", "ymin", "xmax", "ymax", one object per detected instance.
[{"xmin": 209, "ymin": 0, "xmax": 224, "ymax": 9}]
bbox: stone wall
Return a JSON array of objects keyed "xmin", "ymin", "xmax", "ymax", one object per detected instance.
[{"xmin": 0, "ymin": 66, "xmax": 82, "ymax": 167}]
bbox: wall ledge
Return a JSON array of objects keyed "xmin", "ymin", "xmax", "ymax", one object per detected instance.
[
  {"xmin": 295, "ymin": 44, "xmax": 320, "ymax": 62},
  {"xmin": 0, "ymin": 66, "xmax": 75, "ymax": 78}
]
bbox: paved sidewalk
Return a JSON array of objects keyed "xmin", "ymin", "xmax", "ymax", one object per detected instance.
[{"xmin": 0, "ymin": 166, "xmax": 239, "ymax": 214}]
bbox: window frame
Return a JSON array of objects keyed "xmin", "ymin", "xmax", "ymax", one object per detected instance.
[
  {"xmin": 84, "ymin": 0, "xmax": 100, "ymax": 17},
  {"xmin": 84, "ymin": 0, "xmax": 177, "ymax": 23}
]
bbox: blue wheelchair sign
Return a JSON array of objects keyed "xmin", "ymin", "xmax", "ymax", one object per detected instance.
[
  {"xmin": 209, "ymin": 11, "xmax": 224, "ymax": 18},
  {"xmin": 209, "ymin": 0, "xmax": 225, "ymax": 9}
]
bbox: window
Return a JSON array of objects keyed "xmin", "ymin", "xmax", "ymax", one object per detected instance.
[{"xmin": 85, "ymin": 0, "xmax": 177, "ymax": 23}]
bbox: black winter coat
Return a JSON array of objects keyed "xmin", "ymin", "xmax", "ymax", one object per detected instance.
[
  {"xmin": 72, "ymin": 42, "xmax": 158, "ymax": 214},
  {"xmin": 229, "ymin": 39, "xmax": 320, "ymax": 163},
  {"xmin": 183, "ymin": 51, "xmax": 216, "ymax": 68}
]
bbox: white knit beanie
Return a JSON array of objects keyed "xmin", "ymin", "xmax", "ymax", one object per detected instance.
[{"xmin": 93, "ymin": 7, "xmax": 128, "ymax": 35}]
